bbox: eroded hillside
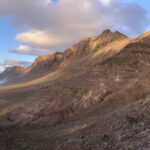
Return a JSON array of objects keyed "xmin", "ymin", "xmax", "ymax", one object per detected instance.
[{"xmin": 0, "ymin": 30, "xmax": 150, "ymax": 149}]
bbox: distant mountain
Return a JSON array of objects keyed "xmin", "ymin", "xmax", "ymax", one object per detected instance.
[{"xmin": 0, "ymin": 66, "xmax": 27, "ymax": 82}]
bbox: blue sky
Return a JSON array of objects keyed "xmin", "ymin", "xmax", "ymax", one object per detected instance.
[
  {"xmin": 0, "ymin": 0, "xmax": 150, "ymax": 71},
  {"xmin": 124, "ymin": 0, "xmax": 150, "ymax": 8},
  {"xmin": 0, "ymin": 18, "xmax": 35, "ymax": 62}
]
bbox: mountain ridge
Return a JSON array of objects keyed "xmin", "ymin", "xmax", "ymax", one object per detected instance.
[{"xmin": 0, "ymin": 29, "xmax": 128, "ymax": 83}]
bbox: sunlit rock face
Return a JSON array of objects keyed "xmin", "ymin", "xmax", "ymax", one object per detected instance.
[{"xmin": 31, "ymin": 52, "xmax": 64, "ymax": 71}]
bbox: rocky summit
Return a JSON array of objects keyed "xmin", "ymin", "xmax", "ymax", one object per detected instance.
[{"xmin": 0, "ymin": 29, "xmax": 150, "ymax": 150}]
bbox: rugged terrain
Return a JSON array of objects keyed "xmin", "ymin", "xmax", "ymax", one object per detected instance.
[{"xmin": 0, "ymin": 29, "xmax": 150, "ymax": 150}]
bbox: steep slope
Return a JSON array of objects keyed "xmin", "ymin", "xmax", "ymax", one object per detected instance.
[
  {"xmin": 31, "ymin": 52, "xmax": 64, "ymax": 71},
  {"xmin": 0, "ymin": 30, "xmax": 150, "ymax": 149}
]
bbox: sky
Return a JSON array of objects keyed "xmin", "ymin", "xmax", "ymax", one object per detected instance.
[{"xmin": 0, "ymin": 0, "xmax": 150, "ymax": 72}]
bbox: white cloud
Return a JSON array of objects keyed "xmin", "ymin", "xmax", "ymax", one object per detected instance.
[
  {"xmin": 16, "ymin": 30, "xmax": 66, "ymax": 49},
  {"xmin": 99, "ymin": 0, "xmax": 112, "ymax": 5},
  {"xmin": 14, "ymin": 45, "xmax": 32, "ymax": 53},
  {"xmin": 11, "ymin": 44, "xmax": 50, "ymax": 56}
]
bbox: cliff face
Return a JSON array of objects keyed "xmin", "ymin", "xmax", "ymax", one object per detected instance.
[{"xmin": 31, "ymin": 52, "xmax": 64, "ymax": 70}]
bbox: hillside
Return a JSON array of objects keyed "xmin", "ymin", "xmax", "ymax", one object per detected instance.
[{"xmin": 0, "ymin": 29, "xmax": 150, "ymax": 149}]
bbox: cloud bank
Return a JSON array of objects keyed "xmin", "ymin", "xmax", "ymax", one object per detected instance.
[
  {"xmin": 0, "ymin": 0, "xmax": 149, "ymax": 56},
  {"xmin": 11, "ymin": 45, "xmax": 50, "ymax": 56}
]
